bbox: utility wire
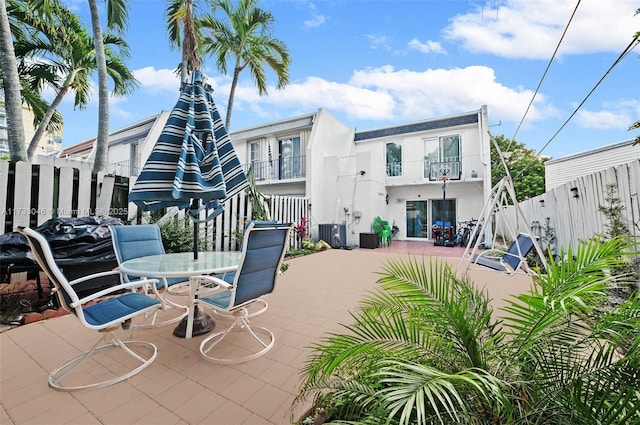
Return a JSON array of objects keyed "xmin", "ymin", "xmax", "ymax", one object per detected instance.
[
  {"xmin": 508, "ymin": 0, "xmax": 581, "ymax": 151},
  {"xmin": 515, "ymin": 37, "xmax": 640, "ymax": 179}
]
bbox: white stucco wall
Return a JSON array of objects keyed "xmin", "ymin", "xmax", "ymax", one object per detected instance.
[
  {"xmin": 347, "ymin": 107, "xmax": 491, "ymax": 243},
  {"xmin": 305, "ymin": 109, "xmax": 356, "ymax": 241}
]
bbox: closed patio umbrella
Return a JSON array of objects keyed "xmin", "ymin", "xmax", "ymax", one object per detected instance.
[
  {"xmin": 128, "ymin": 70, "xmax": 248, "ymax": 338},
  {"xmin": 129, "ymin": 70, "xmax": 248, "ymax": 258}
]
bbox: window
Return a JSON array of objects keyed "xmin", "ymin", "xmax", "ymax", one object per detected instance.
[
  {"xmin": 424, "ymin": 134, "xmax": 461, "ymax": 179},
  {"xmin": 406, "ymin": 200, "xmax": 427, "ymax": 238},
  {"xmin": 431, "ymin": 199, "xmax": 456, "ymax": 232},
  {"xmin": 279, "ymin": 136, "xmax": 301, "ymax": 179},
  {"xmin": 386, "ymin": 142, "xmax": 402, "ymax": 177},
  {"xmin": 250, "ymin": 141, "xmax": 262, "ymax": 179},
  {"xmin": 441, "ymin": 134, "xmax": 460, "ymax": 163},
  {"xmin": 130, "ymin": 142, "xmax": 138, "ymax": 176}
]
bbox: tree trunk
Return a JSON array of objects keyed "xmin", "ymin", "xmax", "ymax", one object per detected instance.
[
  {"xmin": 27, "ymin": 85, "xmax": 70, "ymax": 160},
  {"xmin": 88, "ymin": 0, "xmax": 109, "ymax": 173},
  {"xmin": 0, "ymin": 0, "xmax": 27, "ymax": 161},
  {"xmin": 225, "ymin": 67, "xmax": 241, "ymax": 131}
]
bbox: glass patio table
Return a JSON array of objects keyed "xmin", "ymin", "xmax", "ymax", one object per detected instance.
[{"xmin": 119, "ymin": 251, "xmax": 242, "ymax": 338}]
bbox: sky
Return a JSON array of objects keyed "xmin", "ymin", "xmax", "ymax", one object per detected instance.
[{"xmin": 54, "ymin": 0, "xmax": 640, "ymax": 160}]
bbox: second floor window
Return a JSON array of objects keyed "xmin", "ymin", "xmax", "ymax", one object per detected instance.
[
  {"xmin": 424, "ymin": 134, "xmax": 461, "ymax": 179},
  {"xmin": 279, "ymin": 136, "xmax": 301, "ymax": 179},
  {"xmin": 250, "ymin": 141, "xmax": 262, "ymax": 179},
  {"xmin": 250, "ymin": 142, "xmax": 261, "ymax": 164},
  {"xmin": 386, "ymin": 142, "xmax": 402, "ymax": 177}
]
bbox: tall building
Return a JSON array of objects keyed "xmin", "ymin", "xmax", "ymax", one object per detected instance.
[{"xmin": 0, "ymin": 97, "xmax": 63, "ymax": 158}]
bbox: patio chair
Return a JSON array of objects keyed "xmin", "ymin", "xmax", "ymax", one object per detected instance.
[
  {"xmin": 373, "ymin": 216, "xmax": 392, "ymax": 247},
  {"xmin": 110, "ymin": 224, "xmax": 189, "ymax": 328},
  {"xmin": 471, "ymin": 233, "xmax": 536, "ymax": 273},
  {"xmin": 191, "ymin": 222, "xmax": 293, "ymax": 363},
  {"xmin": 17, "ymin": 226, "xmax": 162, "ymax": 391}
]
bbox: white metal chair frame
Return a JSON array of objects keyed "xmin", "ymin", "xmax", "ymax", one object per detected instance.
[
  {"xmin": 458, "ymin": 176, "xmax": 547, "ymax": 276},
  {"xmin": 18, "ymin": 226, "xmax": 162, "ymax": 392}
]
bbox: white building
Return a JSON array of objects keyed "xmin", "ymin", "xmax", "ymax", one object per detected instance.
[
  {"xmin": 230, "ymin": 106, "xmax": 492, "ymax": 245},
  {"xmin": 58, "ymin": 106, "xmax": 492, "ymax": 246},
  {"xmin": 545, "ymin": 139, "xmax": 637, "ymax": 190}
]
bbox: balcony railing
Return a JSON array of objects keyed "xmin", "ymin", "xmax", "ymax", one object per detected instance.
[
  {"xmin": 385, "ymin": 159, "xmax": 465, "ymax": 184},
  {"xmin": 244, "ymin": 155, "xmax": 306, "ymax": 181}
]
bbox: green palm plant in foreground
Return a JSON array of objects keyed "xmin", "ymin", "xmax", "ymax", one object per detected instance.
[{"xmin": 295, "ymin": 235, "xmax": 640, "ymax": 424}]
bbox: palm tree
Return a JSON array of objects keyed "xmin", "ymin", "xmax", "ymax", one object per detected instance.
[
  {"xmin": 200, "ymin": 0, "xmax": 290, "ymax": 130},
  {"xmin": 14, "ymin": 2, "xmax": 137, "ymax": 160},
  {"xmin": 87, "ymin": 0, "xmax": 129, "ymax": 173},
  {"xmin": 165, "ymin": 0, "xmax": 204, "ymax": 86},
  {"xmin": 295, "ymin": 235, "xmax": 640, "ymax": 424},
  {"xmin": 0, "ymin": 0, "xmax": 27, "ymax": 161}
]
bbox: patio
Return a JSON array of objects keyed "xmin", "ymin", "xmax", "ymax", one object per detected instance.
[{"xmin": 1, "ymin": 243, "xmax": 533, "ymax": 425}]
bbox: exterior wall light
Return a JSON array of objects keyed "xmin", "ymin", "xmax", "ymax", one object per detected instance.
[{"xmin": 570, "ymin": 187, "xmax": 579, "ymax": 198}]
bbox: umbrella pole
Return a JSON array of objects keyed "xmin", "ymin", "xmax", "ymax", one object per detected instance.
[
  {"xmin": 172, "ymin": 199, "xmax": 216, "ymax": 338},
  {"xmin": 191, "ymin": 199, "xmax": 199, "ymax": 260}
]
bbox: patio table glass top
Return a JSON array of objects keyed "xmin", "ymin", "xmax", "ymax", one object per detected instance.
[{"xmin": 119, "ymin": 251, "xmax": 242, "ymax": 278}]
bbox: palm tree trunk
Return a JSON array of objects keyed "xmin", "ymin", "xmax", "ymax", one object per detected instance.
[
  {"xmin": 225, "ymin": 67, "xmax": 241, "ymax": 130},
  {"xmin": 0, "ymin": 0, "xmax": 27, "ymax": 161},
  {"xmin": 88, "ymin": 0, "xmax": 109, "ymax": 173},
  {"xmin": 27, "ymin": 85, "xmax": 70, "ymax": 160}
]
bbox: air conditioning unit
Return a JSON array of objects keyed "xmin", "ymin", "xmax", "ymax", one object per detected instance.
[{"xmin": 318, "ymin": 223, "xmax": 346, "ymax": 249}]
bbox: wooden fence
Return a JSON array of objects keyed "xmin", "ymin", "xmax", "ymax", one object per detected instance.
[
  {"xmin": 0, "ymin": 161, "xmax": 125, "ymax": 234},
  {"xmin": 496, "ymin": 158, "xmax": 640, "ymax": 254},
  {"xmin": 1, "ymin": 161, "xmax": 309, "ymax": 251}
]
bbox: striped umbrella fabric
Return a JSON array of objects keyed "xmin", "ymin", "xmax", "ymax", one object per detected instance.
[{"xmin": 129, "ymin": 71, "xmax": 248, "ymax": 220}]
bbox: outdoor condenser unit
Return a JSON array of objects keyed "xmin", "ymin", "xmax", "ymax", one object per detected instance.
[{"xmin": 318, "ymin": 223, "xmax": 346, "ymax": 249}]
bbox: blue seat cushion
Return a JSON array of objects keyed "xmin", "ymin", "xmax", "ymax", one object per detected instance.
[
  {"xmin": 200, "ymin": 291, "xmax": 232, "ymax": 310},
  {"xmin": 83, "ymin": 293, "xmax": 160, "ymax": 327}
]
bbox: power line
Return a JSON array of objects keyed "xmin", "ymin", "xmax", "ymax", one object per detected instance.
[
  {"xmin": 515, "ymin": 37, "xmax": 640, "ymax": 179},
  {"xmin": 508, "ymin": 0, "xmax": 582, "ymax": 151}
]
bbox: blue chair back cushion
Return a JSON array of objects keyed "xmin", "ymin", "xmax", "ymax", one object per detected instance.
[
  {"xmin": 200, "ymin": 224, "xmax": 289, "ymax": 308},
  {"xmin": 235, "ymin": 226, "xmax": 288, "ymax": 305},
  {"xmin": 503, "ymin": 234, "xmax": 535, "ymax": 270},
  {"xmin": 111, "ymin": 224, "xmax": 185, "ymax": 287},
  {"xmin": 111, "ymin": 224, "xmax": 165, "ymax": 262}
]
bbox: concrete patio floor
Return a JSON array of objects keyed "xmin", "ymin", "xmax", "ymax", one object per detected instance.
[{"xmin": 1, "ymin": 242, "xmax": 534, "ymax": 425}]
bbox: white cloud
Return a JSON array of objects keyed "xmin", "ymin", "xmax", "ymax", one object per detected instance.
[
  {"xmin": 365, "ymin": 34, "xmax": 393, "ymax": 50},
  {"xmin": 408, "ymin": 38, "xmax": 446, "ymax": 55},
  {"xmin": 444, "ymin": 0, "xmax": 639, "ymax": 59},
  {"xmin": 228, "ymin": 65, "xmax": 557, "ymax": 126},
  {"xmin": 303, "ymin": 2, "xmax": 325, "ymax": 28},
  {"xmin": 577, "ymin": 100, "xmax": 640, "ymax": 130},
  {"xmin": 133, "ymin": 67, "xmax": 181, "ymax": 94},
  {"xmin": 304, "ymin": 14, "xmax": 325, "ymax": 28}
]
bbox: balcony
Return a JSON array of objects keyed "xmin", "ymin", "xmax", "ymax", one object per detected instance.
[
  {"xmin": 385, "ymin": 159, "xmax": 463, "ymax": 185},
  {"xmin": 244, "ymin": 155, "xmax": 306, "ymax": 181}
]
